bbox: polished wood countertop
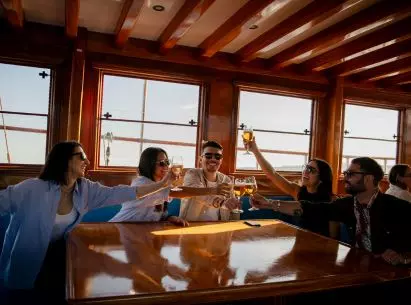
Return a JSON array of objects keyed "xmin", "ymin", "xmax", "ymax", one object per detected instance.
[{"xmin": 66, "ymin": 220, "xmax": 409, "ymax": 304}]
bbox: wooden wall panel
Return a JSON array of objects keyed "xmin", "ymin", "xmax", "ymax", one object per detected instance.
[
  {"xmin": 323, "ymin": 77, "xmax": 344, "ymax": 194},
  {"xmin": 205, "ymin": 78, "xmax": 236, "ymax": 175}
]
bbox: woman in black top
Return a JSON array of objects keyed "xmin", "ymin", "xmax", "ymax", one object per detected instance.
[{"xmin": 245, "ymin": 137, "xmax": 334, "ymax": 237}]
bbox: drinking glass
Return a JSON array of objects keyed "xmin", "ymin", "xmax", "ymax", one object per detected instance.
[
  {"xmin": 232, "ymin": 178, "xmax": 245, "ymax": 213},
  {"xmin": 170, "ymin": 156, "xmax": 183, "ymax": 191},
  {"xmin": 242, "ymin": 126, "xmax": 253, "ymax": 155},
  {"xmin": 245, "ymin": 176, "xmax": 258, "ymax": 211}
]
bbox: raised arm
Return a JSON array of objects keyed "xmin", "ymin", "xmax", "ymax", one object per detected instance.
[
  {"xmin": 247, "ymin": 138, "xmax": 300, "ymax": 199},
  {"xmin": 87, "ymin": 171, "xmax": 178, "ymax": 210}
]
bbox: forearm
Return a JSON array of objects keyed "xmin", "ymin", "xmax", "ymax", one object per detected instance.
[
  {"xmin": 136, "ymin": 181, "xmax": 168, "ymax": 199},
  {"xmin": 170, "ymin": 186, "xmax": 217, "ymax": 198},
  {"xmin": 270, "ymin": 200, "xmax": 303, "ymax": 216},
  {"xmin": 253, "ymin": 149, "xmax": 297, "ymax": 196}
]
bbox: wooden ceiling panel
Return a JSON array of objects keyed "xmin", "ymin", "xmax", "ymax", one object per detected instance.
[
  {"xmin": 350, "ymin": 56, "xmax": 411, "ymax": 82},
  {"xmin": 236, "ymin": 0, "xmax": 347, "ymax": 62},
  {"xmin": 159, "ymin": 0, "xmax": 215, "ymax": 54},
  {"xmin": 300, "ymin": 16, "xmax": 411, "ymax": 71},
  {"xmin": 379, "ymin": 71, "xmax": 411, "ymax": 86},
  {"xmin": 329, "ymin": 39, "xmax": 411, "ymax": 76},
  {"xmin": 198, "ymin": 0, "xmax": 275, "ymax": 58},
  {"xmin": 115, "ymin": 0, "xmax": 145, "ymax": 48},
  {"xmin": 270, "ymin": 0, "xmax": 411, "ymax": 69},
  {"xmin": 65, "ymin": 0, "xmax": 79, "ymax": 38},
  {"xmin": 0, "ymin": 0, "xmax": 24, "ymax": 28}
]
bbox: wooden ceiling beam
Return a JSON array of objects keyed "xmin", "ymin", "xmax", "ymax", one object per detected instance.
[
  {"xmin": 351, "ymin": 56, "xmax": 411, "ymax": 82},
  {"xmin": 199, "ymin": 0, "xmax": 274, "ymax": 58},
  {"xmin": 65, "ymin": 0, "xmax": 80, "ymax": 38},
  {"xmin": 236, "ymin": 0, "xmax": 346, "ymax": 62},
  {"xmin": 159, "ymin": 0, "xmax": 215, "ymax": 54},
  {"xmin": 300, "ymin": 17, "xmax": 411, "ymax": 71},
  {"xmin": 0, "ymin": 0, "xmax": 24, "ymax": 28},
  {"xmin": 270, "ymin": 0, "xmax": 411, "ymax": 69},
  {"xmin": 379, "ymin": 71, "xmax": 411, "ymax": 86},
  {"xmin": 329, "ymin": 39, "xmax": 411, "ymax": 77},
  {"xmin": 115, "ymin": 0, "xmax": 145, "ymax": 48}
]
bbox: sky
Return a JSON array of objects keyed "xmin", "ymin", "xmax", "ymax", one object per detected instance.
[{"xmin": 0, "ymin": 62, "xmax": 399, "ymax": 173}]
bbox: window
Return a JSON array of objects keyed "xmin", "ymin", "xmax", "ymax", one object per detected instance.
[
  {"xmin": 0, "ymin": 63, "xmax": 51, "ymax": 165},
  {"xmin": 99, "ymin": 74, "xmax": 201, "ymax": 168},
  {"xmin": 236, "ymin": 90, "xmax": 313, "ymax": 171},
  {"xmin": 342, "ymin": 104, "xmax": 399, "ymax": 173}
]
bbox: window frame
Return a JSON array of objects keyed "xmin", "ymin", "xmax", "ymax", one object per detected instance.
[
  {"xmin": 232, "ymin": 83, "xmax": 323, "ymax": 176},
  {"xmin": 93, "ymin": 68, "xmax": 206, "ymax": 171},
  {"xmin": 0, "ymin": 59, "xmax": 55, "ymax": 172},
  {"xmin": 340, "ymin": 98, "xmax": 404, "ymax": 175}
]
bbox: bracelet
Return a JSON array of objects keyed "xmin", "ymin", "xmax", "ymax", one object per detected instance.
[{"xmin": 269, "ymin": 200, "xmax": 281, "ymax": 212}]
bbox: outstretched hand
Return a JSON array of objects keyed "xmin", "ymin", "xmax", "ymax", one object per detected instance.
[
  {"xmin": 249, "ymin": 193, "xmax": 272, "ymax": 209},
  {"xmin": 243, "ymin": 136, "xmax": 258, "ymax": 154},
  {"xmin": 216, "ymin": 183, "xmax": 232, "ymax": 198}
]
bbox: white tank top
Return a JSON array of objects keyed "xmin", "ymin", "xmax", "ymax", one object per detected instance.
[{"xmin": 51, "ymin": 207, "xmax": 78, "ymax": 242}]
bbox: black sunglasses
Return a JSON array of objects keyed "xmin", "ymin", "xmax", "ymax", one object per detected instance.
[
  {"xmin": 303, "ymin": 165, "xmax": 318, "ymax": 174},
  {"xmin": 72, "ymin": 152, "xmax": 87, "ymax": 161},
  {"xmin": 203, "ymin": 153, "xmax": 223, "ymax": 160},
  {"xmin": 343, "ymin": 171, "xmax": 371, "ymax": 178},
  {"xmin": 155, "ymin": 159, "xmax": 170, "ymax": 167}
]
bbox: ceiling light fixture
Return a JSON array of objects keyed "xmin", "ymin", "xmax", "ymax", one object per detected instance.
[
  {"xmin": 152, "ymin": 5, "xmax": 165, "ymax": 12},
  {"xmin": 249, "ymin": 24, "xmax": 258, "ymax": 30}
]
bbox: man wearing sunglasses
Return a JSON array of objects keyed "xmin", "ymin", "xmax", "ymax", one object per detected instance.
[
  {"xmin": 180, "ymin": 141, "xmax": 240, "ymax": 221},
  {"xmin": 297, "ymin": 157, "xmax": 411, "ymax": 266}
]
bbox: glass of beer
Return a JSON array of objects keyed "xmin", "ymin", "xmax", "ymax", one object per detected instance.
[
  {"xmin": 170, "ymin": 156, "xmax": 184, "ymax": 191},
  {"xmin": 232, "ymin": 178, "xmax": 245, "ymax": 213},
  {"xmin": 242, "ymin": 126, "xmax": 253, "ymax": 155},
  {"xmin": 245, "ymin": 176, "xmax": 259, "ymax": 211}
]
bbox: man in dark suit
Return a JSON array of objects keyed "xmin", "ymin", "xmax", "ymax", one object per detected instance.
[{"xmin": 252, "ymin": 157, "xmax": 411, "ymax": 265}]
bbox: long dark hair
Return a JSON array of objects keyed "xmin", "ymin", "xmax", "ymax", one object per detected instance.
[
  {"xmin": 138, "ymin": 147, "xmax": 168, "ymax": 181},
  {"xmin": 39, "ymin": 141, "xmax": 82, "ymax": 185},
  {"xmin": 389, "ymin": 164, "xmax": 409, "ymax": 189},
  {"xmin": 311, "ymin": 158, "xmax": 333, "ymax": 198}
]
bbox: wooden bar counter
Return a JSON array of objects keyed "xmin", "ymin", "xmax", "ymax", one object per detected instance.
[{"xmin": 66, "ymin": 221, "xmax": 410, "ymax": 305}]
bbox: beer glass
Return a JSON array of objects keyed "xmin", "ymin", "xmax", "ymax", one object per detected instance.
[
  {"xmin": 245, "ymin": 176, "xmax": 259, "ymax": 211},
  {"xmin": 170, "ymin": 156, "xmax": 183, "ymax": 191},
  {"xmin": 232, "ymin": 178, "xmax": 245, "ymax": 213},
  {"xmin": 242, "ymin": 126, "xmax": 253, "ymax": 155}
]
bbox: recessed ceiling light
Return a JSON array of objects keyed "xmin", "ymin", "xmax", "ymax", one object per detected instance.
[
  {"xmin": 249, "ymin": 24, "xmax": 258, "ymax": 30},
  {"xmin": 152, "ymin": 5, "xmax": 165, "ymax": 12}
]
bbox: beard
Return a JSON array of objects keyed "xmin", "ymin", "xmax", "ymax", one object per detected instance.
[{"xmin": 345, "ymin": 179, "xmax": 366, "ymax": 195}]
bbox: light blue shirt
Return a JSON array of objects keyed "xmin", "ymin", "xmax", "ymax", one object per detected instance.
[{"xmin": 0, "ymin": 178, "xmax": 137, "ymax": 289}]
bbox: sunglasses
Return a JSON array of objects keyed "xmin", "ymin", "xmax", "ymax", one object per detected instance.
[
  {"xmin": 203, "ymin": 153, "xmax": 223, "ymax": 160},
  {"xmin": 303, "ymin": 165, "xmax": 318, "ymax": 174},
  {"xmin": 72, "ymin": 152, "xmax": 87, "ymax": 161},
  {"xmin": 342, "ymin": 171, "xmax": 371, "ymax": 178},
  {"xmin": 155, "ymin": 159, "xmax": 170, "ymax": 167}
]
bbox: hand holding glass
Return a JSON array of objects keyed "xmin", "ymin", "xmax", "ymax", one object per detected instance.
[
  {"xmin": 170, "ymin": 156, "xmax": 183, "ymax": 191},
  {"xmin": 242, "ymin": 126, "xmax": 253, "ymax": 155}
]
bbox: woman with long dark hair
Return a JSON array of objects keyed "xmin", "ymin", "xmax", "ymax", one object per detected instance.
[
  {"xmin": 0, "ymin": 141, "xmax": 180, "ymax": 304},
  {"xmin": 244, "ymin": 138, "xmax": 335, "ymax": 237},
  {"xmin": 110, "ymin": 147, "xmax": 233, "ymax": 225}
]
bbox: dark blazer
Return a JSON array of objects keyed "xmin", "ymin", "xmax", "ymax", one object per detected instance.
[{"xmin": 301, "ymin": 192, "xmax": 411, "ymax": 254}]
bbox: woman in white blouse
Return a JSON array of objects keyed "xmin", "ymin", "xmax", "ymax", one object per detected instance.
[
  {"xmin": 109, "ymin": 147, "xmax": 232, "ymax": 225},
  {"xmin": 385, "ymin": 164, "xmax": 411, "ymax": 203}
]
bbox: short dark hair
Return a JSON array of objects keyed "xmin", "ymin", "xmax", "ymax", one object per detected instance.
[
  {"xmin": 202, "ymin": 140, "xmax": 223, "ymax": 151},
  {"xmin": 39, "ymin": 141, "xmax": 82, "ymax": 185},
  {"xmin": 138, "ymin": 147, "xmax": 168, "ymax": 181},
  {"xmin": 388, "ymin": 164, "xmax": 409, "ymax": 186},
  {"xmin": 351, "ymin": 157, "xmax": 384, "ymax": 186}
]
